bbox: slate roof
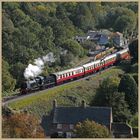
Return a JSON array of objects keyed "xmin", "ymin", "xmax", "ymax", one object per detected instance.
[
  {"xmin": 53, "ymin": 106, "xmax": 112, "ymax": 126},
  {"xmin": 99, "ymin": 35, "xmax": 109, "ymax": 45}
]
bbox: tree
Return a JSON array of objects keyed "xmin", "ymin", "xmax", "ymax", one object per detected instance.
[
  {"xmin": 2, "ymin": 112, "xmax": 45, "ymax": 138},
  {"xmin": 118, "ymin": 74, "xmax": 138, "ymax": 114},
  {"xmin": 91, "ymin": 77, "xmax": 131, "ymax": 122},
  {"xmin": 73, "ymin": 3, "xmax": 95, "ymax": 31},
  {"xmin": 2, "ymin": 2, "xmax": 138, "ymax": 97},
  {"xmin": 2, "ymin": 59, "xmax": 16, "ymax": 93},
  {"xmin": 92, "ymin": 77, "xmax": 120, "ymax": 106},
  {"xmin": 81, "ymin": 40, "xmax": 96, "ymax": 50},
  {"xmin": 61, "ymin": 39, "xmax": 84, "ymax": 57},
  {"xmin": 10, "ymin": 62, "xmax": 26, "ymax": 88},
  {"xmin": 40, "ymin": 26, "xmax": 55, "ymax": 51},
  {"xmin": 60, "ymin": 52, "xmax": 74, "ymax": 66},
  {"xmin": 114, "ymin": 15, "xmax": 135, "ymax": 34},
  {"xmin": 128, "ymin": 39, "xmax": 138, "ymax": 63},
  {"xmin": 105, "ymin": 7, "xmax": 136, "ymax": 34},
  {"xmin": 109, "ymin": 92, "xmax": 131, "ymax": 122},
  {"xmin": 129, "ymin": 113, "xmax": 138, "ymax": 128},
  {"xmin": 73, "ymin": 119, "xmax": 110, "ymax": 138},
  {"xmin": 133, "ymin": 74, "xmax": 138, "ymax": 85}
]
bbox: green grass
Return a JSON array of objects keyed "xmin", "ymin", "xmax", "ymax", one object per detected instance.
[{"xmin": 8, "ymin": 67, "xmax": 124, "ymax": 118}]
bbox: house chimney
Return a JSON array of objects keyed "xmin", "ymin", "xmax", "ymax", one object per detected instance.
[
  {"xmin": 81, "ymin": 100, "xmax": 86, "ymax": 108},
  {"xmin": 53, "ymin": 99, "xmax": 57, "ymax": 109}
]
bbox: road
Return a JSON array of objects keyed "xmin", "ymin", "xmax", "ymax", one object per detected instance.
[{"xmin": 3, "ymin": 66, "xmax": 114, "ymax": 105}]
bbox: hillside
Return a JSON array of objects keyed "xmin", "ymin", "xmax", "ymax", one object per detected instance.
[
  {"xmin": 7, "ymin": 67, "xmax": 124, "ymax": 118},
  {"xmin": 2, "ymin": 2, "xmax": 138, "ymax": 95}
]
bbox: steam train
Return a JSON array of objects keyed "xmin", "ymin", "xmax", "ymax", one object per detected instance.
[{"xmin": 20, "ymin": 48, "xmax": 129, "ymax": 94}]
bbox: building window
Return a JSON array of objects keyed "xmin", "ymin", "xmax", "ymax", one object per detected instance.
[
  {"xmin": 57, "ymin": 124, "xmax": 62, "ymax": 129},
  {"xmin": 70, "ymin": 124, "xmax": 74, "ymax": 129}
]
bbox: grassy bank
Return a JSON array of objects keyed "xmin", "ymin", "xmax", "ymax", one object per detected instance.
[{"xmin": 7, "ymin": 67, "xmax": 124, "ymax": 118}]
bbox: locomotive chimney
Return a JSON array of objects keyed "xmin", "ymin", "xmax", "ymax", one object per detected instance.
[
  {"xmin": 53, "ymin": 99, "xmax": 57, "ymax": 109},
  {"xmin": 81, "ymin": 100, "xmax": 86, "ymax": 108}
]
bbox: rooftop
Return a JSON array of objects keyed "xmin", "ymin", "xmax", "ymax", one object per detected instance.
[{"xmin": 53, "ymin": 102, "xmax": 112, "ymax": 126}]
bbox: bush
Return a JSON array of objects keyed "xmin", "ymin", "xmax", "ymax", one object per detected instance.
[
  {"xmin": 132, "ymin": 127, "xmax": 138, "ymax": 137},
  {"xmin": 132, "ymin": 74, "xmax": 138, "ymax": 84},
  {"xmin": 73, "ymin": 119, "xmax": 110, "ymax": 138},
  {"xmin": 130, "ymin": 63, "xmax": 138, "ymax": 73}
]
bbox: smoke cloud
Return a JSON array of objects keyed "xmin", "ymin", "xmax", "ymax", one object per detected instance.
[{"xmin": 24, "ymin": 52, "xmax": 55, "ymax": 79}]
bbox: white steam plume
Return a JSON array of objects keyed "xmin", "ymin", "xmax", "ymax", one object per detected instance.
[{"xmin": 24, "ymin": 52, "xmax": 56, "ymax": 79}]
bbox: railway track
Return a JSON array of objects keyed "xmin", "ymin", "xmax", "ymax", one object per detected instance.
[{"xmin": 2, "ymin": 66, "xmax": 115, "ymax": 105}]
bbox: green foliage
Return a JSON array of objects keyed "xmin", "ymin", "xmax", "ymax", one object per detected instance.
[
  {"xmin": 61, "ymin": 39, "xmax": 84, "ymax": 57},
  {"xmin": 72, "ymin": 3, "xmax": 95, "ymax": 31},
  {"xmin": 10, "ymin": 62, "xmax": 26, "ymax": 88},
  {"xmin": 129, "ymin": 113, "xmax": 138, "ymax": 128},
  {"xmin": 81, "ymin": 40, "xmax": 96, "ymax": 50},
  {"xmin": 91, "ymin": 77, "xmax": 131, "ymax": 122},
  {"xmin": 8, "ymin": 67, "xmax": 124, "ymax": 118},
  {"xmin": 118, "ymin": 74, "xmax": 138, "ymax": 114},
  {"xmin": 60, "ymin": 52, "xmax": 74, "ymax": 66},
  {"xmin": 74, "ymin": 119, "xmax": 110, "ymax": 138},
  {"xmin": 129, "ymin": 39, "xmax": 138, "ymax": 63},
  {"xmin": 105, "ymin": 7, "xmax": 136, "ymax": 34},
  {"xmin": 114, "ymin": 15, "xmax": 135, "ymax": 33},
  {"xmin": 130, "ymin": 63, "xmax": 138, "ymax": 73},
  {"xmin": 132, "ymin": 128, "xmax": 138, "ymax": 137},
  {"xmin": 2, "ymin": 59, "xmax": 16, "ymax": 93},
  {"xmin": 2, "ymin": 2, "xmax": 138, "ymax": 93},
  {"xmin": 132, "ymin": 74, "xmax": 138, "ymax": 85},
  {"xmin": 119, "ymin": 60, "xmax": 132, "ymax": 73},
  {"xmin": 92, "ymin": 77, "xmax": 120, "ymax": 105},
  {"xmin": 110, "ymin": 92, "xmax": 131, "ymax": 122}
]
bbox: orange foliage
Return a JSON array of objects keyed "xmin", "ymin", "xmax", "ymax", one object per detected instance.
[{"xmin": 2, "ymin": 113, "xmax": 45, "ymax": 138}]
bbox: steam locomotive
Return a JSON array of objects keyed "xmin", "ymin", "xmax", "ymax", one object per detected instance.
[{"xmin": 20, "ymin": 48, "xmax": 129, "ymax": 94}]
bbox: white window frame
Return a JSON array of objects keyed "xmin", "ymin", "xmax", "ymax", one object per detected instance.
[
  {"xmin": 57, "ymin": 124, "xmax": 62, "ymax": 129},
  {"xmin": 70, "ymin": 124, "xmax": 74, "ymax": 129}
]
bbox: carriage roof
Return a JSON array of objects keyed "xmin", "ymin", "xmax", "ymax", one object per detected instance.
[
  {"xmin": 52, "ymin": 66, "xmax": 84, "ymax": 76},
  {"xmin": 83, "ymin": 59, "xmax": 101, "ymax": 68}
]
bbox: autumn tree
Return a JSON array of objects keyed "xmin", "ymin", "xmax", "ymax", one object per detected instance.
[
  {"xmin": 73, "ymin": 119, "xmax": 110, "ymax": 138},
  {"xmin": 2, "ymin": 112, "xmax": 45, "ymax": 138}
]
